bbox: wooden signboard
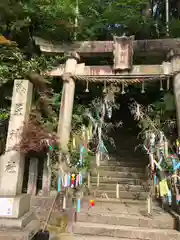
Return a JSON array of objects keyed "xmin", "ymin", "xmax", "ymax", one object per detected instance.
[{"xmin": 113, "ymin": 36, "xmax": 134, "ymax": 71}]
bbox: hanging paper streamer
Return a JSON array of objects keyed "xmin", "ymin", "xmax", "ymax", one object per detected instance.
[
  {"xmin": 79, "ymin": 172, "xmax": 83, "ymax": 185},
  {"xmin": 104, "ymin": 93, "xmax": 114, "ymax": 119},
  {"xmin": 154, "ymin": 175, "xmax": 157, "ymax": 185},
  {"xmin": 167, "ymin": 190, "xmax": 172, "ymax": 205},
  {"xmin": 154, "ymin": 159, "xmax": 162, "ymax": 171},
  {"xmin": 172, "ymin": 158, "xmax": 180, "ymax": 171},
  {"xmin": 85, "ymin": 80, "xmax": 89, "ymax": 92},
  {"xmin": 68, "ymin": 173, "xmax": 71, "ymax": 187},
  {"xmin": 160, "ymin": 79, "xmax": 163, "ymax": 91},
  {"xmin": 57, "ymin": 174, "xmax": 61, "ymax": 193},
  {"xmin": 121, "ymin": 82, "xmax": 125, "ymax": 94},
  {"xmin": 71, "ymin": 174, "xmax": 76, "ymax": 188},
  {"xmin": 77, "ymin": 198, "xmax": 81, "ymax": 212},
  {"xmin": 64, "ymin": 173, "xmax": 68, "ymax": 188},
  {"xmin": 103, "ymin": 81, "xmax": 107, "ymax": 93},
  {"xmin": 99, "ymin": 140, "xmax": 108, "ymax": 153},
  {"xmin": 141, "ymin": 82, "xmax": 145, "ymax": 94},
  {"xmin": 75, "ymin": 174, "xmax": 79, "ymax": 187},
  {"xmin": 79, "ymin": 144, "xmax": 85, "ymax": 166},
  {"xmin": 176, "ymin": 194, "xmax": 180, "ymax": 204},
  {"xmin": 159, "ymin": 179, "xmax": 169, "ymax": 197}
]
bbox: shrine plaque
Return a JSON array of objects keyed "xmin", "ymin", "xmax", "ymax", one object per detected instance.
[{"xmin": 113, "ymin": 36, "xmax": 134, "ymax": 71}]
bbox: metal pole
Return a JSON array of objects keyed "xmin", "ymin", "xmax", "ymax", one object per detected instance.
[{"xmin": 165, "ymin": 0, "xmax": 169, "ymax": 36}]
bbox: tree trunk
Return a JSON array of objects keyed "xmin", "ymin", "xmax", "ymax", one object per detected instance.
[
  {"xmin": 27, "ymin": 158, "xmax": 38, "ymax": 196},
  {"xmin": 42, "ymin": 154, "xmax": 51, "ymax": 196}
]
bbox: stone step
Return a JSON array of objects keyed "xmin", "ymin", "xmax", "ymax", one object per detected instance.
[
  {"xmin": 90, "ymin": 165, "xmax": 145, "ymax": 173},
  {"xmin": 91, "ymin": 183, "xmax": 149, "ymax": 192},
  {"xmin": 53, "ymin": 234, "xmax": 138, "ymax": 240},
  {"xmin": 91, "ymin": 189, "xmax": 148, "ymax": 200},
  {"xmin": 91, "ymin": 170, "xmax": 145, "ymax": 179},
  {"xmin": 91, "ymin": 176, "xmax": 145, "ymax": 185},
  {"xmin": 83, "ymin": 197, "xmax": 147, "ymax": 206},
  {"xmin": 76, "ymin": 211, "xmax": 175, "ymax": 229},
  {"xmin": 73, "ymin": 222, "xmax": 180, "ymax": 240},
  {"xmin": 73, "ymin": 235, "xmax": 138, "ymax": 240},
  {"xmin": 81, "ymin": 198, "xmax": 162, "ymax": 215},
  {"xmin": 90, "ymin": 160, "xmax": 147, "ymax": 168}
]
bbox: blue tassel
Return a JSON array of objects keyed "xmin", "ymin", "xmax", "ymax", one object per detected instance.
[
  {"xmin": 67, "ymin": 174, "xmax": 71, "ymax": 187},
  {"xmin": 77, "ymin": 199, "xmax": 81, "ymax": 212},
  {"xmin": 168, "ymin": 190, "xmax": 172, "ymax": 205},
  {"xmin": 154, "ymin": 175, "xmax": 157, "ymax": 185},
  {"xmin": 174, "ymin": 162, "xmax": 180, "ymax": 171},
  {"xmin": 57, "ymin": 174, "xmax": 61, "ymax": 192},
  {"xmin": 78, "ymin": 144, "xmax": 85, "ymax": 166}
]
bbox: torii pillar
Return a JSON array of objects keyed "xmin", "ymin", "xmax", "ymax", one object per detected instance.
[
  {"xmin": 58, "ymin": 52, "xmax": 80, "ymax": 152},
  {"xmin": 170, "ymin": 51, "xmax": 180, "ymax": 137}
]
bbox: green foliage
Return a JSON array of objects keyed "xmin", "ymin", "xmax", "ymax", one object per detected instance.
[
  {"xmin": 70, "ymin": 149, "xmax": 92, "ymax": 172},
  {"xmin": 0, "ymin": 108, "xmax": 9, "ymax": 120},
  {"xmin": 146, "ymin": 92, "xmax": 176, "ymax": 136}
]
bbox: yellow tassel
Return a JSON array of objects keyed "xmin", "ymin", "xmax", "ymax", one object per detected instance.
[{"xmin": 159, "ymin": 179, "xmax": 169, "ymax": 197}]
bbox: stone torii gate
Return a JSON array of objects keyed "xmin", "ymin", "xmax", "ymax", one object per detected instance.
[
  {"xmin": 0, "ymin": 36, "xmax": 180, "ymax": 238},
  {"xmin": 33, "ymin": 36, "xmax": 180, "ymax": 150}
]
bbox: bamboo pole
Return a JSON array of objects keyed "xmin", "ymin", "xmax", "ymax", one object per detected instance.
[
  {"xmin": 87, "ymin": 172, "xmax": 91, "ymax": 189},
  {"xmin": 97, "ymin": 172, "xmax": 100, "ymax": 187},
  {"xmin": 116, "ymin": 183, "xmax": 119, "ymax": 199}
]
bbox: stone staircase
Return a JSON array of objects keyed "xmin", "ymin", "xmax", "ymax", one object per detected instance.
[{"xmin": 71, "ymin": 134, "xmax": 180, "ymax": 239}]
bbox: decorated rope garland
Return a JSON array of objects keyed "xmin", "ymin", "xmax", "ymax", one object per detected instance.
[{"xmin": 130, "ymin": 101, "xmax": 180, "ymax": 209}]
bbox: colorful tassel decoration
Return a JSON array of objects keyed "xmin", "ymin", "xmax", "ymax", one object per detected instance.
[
  {"xmin": 68, "ymin": 173, "xmax": 71, "ymax": 187},
  {"xmin": 79, "ymin": 172, "xmax": 83, "ymax": 185},
  {"xmin": 57, "ymin": 174, "xmax": 61, "ymax": 193},
  {"xmin": 77, "ymin": 198, "xmax": 81, "ymax": 212},
  {"xmin": 64, "ymin": 174, "xmax": 68, "ymax": 187},
  {"xmin": 154, "ymin": 175, "xmax": 157, "ymax": 185},
  {"xmin": 75, "ymin": 174, "xmax": 79, "ymax": 187},
  {"xmin": 71, "ymin": 174, "xmax": 76, "ymax": 188},
  {"xmin": 167, "ymin": 190, "xmax": 172, "ymax": 205}
]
